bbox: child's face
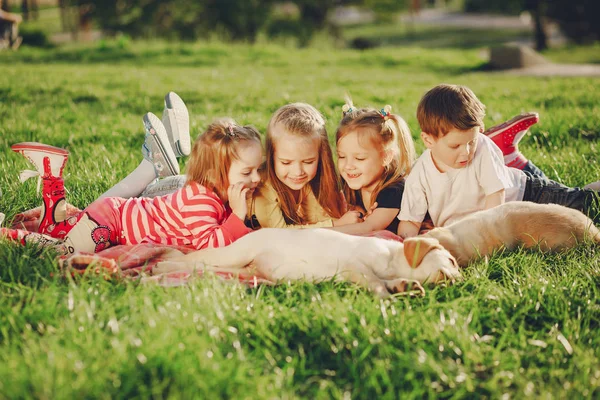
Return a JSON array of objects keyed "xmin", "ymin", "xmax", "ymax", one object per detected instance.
[
  {"xmin": 422, "ymin": 126, "xmax": 479, "ymax": 172},
  {"xmin": 273, "ymin": 130, "xmax": 319, "ymax": 191},
  {"xmin": 228, "ymin": 141, "xmax": 263, "ymax": 197},
  {"xmin": 337, "ymin": 130, "xmax": 386, "ymax": 192}
]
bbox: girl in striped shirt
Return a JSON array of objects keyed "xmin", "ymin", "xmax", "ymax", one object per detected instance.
[{"xmin": 6, "ymin": 119, "xmax": 263, "ymax": 254}]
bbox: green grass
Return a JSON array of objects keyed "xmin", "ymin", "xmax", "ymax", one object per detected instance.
[
  {"xmin": 1, "ymin": 39, "xmax": 599, "ymax": 398},
  {"xmin": 543, "ymin": 43, "xmax": 600, "ymax": 65}
]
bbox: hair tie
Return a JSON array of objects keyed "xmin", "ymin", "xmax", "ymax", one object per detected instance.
[
  {"xmin": 342, "ymin": 104, "xmax": 353, "ymax": 116},
  {"xmin": 227, "ymin": 125, "xmax": 235, "ymax": 137},
  {"xmin": 379, "ymin": 105, "xmax": 392, "ymax": 120}
]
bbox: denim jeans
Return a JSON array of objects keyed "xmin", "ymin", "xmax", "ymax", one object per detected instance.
[
  {"xmin": 522, "ymin": 160, "xmax": 546, "ymax": 179},
  {"xmin": 523, "ymin": 173, "xmax": 600, "ymax": 223},
  {"xmin": 141, "ymin": 175, "xmax": 187, "ymax": 198}
]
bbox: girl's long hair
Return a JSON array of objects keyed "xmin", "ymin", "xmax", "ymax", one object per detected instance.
[
  {"xmin": 266, "ymin": 103, "xmax": 345, "ymax": 224},
  {"xmin": 336, "ymin": 99, "xmax": 416, "ymax": 210},
  {"xmin": 186, "ymin": 118, "xmax": 261, "ymax": 200}
]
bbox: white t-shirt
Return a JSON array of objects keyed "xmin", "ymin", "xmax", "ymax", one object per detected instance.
[{"xmin": 398, "ymin": 133, "xmax": 527, "ymax": 227}]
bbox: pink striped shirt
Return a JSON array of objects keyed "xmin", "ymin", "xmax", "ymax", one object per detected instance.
[{"xmin": 119, "ymin": 182, "xmax": 250, "ymax": 249}]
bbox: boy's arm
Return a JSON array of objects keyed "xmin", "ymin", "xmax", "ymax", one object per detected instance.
[
  {"xmin": 398, "ymin": 220, "xmax": 421, "ymax": 239},
  {"xmin": 397, "ymin": 167, "xmax": 429, "ymax": 237},
  {"xmin": 484, "ymin": 189, "xmax": 505, "ymax": 209}
]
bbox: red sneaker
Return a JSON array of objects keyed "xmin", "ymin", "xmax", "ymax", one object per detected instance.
[
  {"xmin": 12, "ymin": 142, "xmax": 70, "ymax": 228},
  {"xmin": 484, "ymin": 112, "xmax": 539, "ymax": 156},
  {"xmin": 38, "ymin": 172, "xmax": 67, "ymax": 235}
]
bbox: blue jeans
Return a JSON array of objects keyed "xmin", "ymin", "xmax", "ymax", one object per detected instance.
[
  {"xmin": 522, "ymin": 160, "xmax": 546, "ymax": 179},
  {"xmin": 523, "ymin": 173, "xmax": 600, "ymax": 223}
]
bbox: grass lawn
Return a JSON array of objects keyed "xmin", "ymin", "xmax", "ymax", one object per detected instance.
[{"xmin": 0, "ymin": 37, "xmax": 599, "ymax": 398}]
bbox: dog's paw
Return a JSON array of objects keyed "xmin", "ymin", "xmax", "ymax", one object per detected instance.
[{"xmin": 385, "ymin": 278, "xmax": 426, "ymax": 297}]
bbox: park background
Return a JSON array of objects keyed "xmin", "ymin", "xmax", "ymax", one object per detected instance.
[{"xmin": 1, "ymin": 0, "xmax": 599, "ymax": 398}]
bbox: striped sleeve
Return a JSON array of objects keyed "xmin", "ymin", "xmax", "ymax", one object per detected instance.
[{"xmin": 179, "ymin": 185, "xmax": 251, "ymax": 249}]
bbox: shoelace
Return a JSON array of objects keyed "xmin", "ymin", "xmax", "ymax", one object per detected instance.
[{"xmin": 19, "ymin": 169, "xmax": 42, "ymax": 194}]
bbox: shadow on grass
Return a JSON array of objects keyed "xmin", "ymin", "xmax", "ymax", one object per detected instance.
[{"xmin": 344, "ymin": 25, "xmax": 531, "ymax": 50}]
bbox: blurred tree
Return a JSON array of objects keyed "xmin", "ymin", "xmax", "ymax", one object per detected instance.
[
  {"xmin": 547, "ymin": 0, "xmax": 599, "ymax": 44},
  {"xmin": 21, "ymin": 0, "xmax": 38, "ymax": 21},
  {"xmin": 463, "ymin": 0, "xmax": 549, "ymax": 51},
  {"xmin": 88, "ymin": 0, "xmax": 274, "ymax": 41},
  {"xmin": 525, "ymin": 0, "xmax": 547, "ymax": 50},
  {"xmin": 464, "ymin": 0, "xmax": 599, "ymax": 47},
  {"xmin": 58, "ymin": 0, "xmax": 72, "ymax": 33},
  {"xmin": 361, "ymin": 0, "xmax": 409, "ymax": 22},
  {"xmin": 463, "ymin": 0, "xmax": 524, "ymax": 14},
  {"xmin": 292, "ymin": 0, "xmax": 338, "ymax": 47},
  {"xmin": 204, "ymin": 0, "xmax": 275, "ymax": 42}
]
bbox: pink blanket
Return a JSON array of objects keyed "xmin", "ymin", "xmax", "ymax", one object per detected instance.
[
  {"xmin": 12, "ymin": 206, "xmax": 274, "ymax": 287},
  {"xmin": 12, "ymin": 206, "xmax": 404, "ymax": 288}
]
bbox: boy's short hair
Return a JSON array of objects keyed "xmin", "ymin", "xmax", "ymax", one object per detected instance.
[{"xmin": 417, "ymin": 84, "xmax": 486, "ymax": 137}]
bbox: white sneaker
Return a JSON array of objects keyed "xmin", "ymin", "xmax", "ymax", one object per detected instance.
[
  {"xmin": 162, "ymin": 91, "xmax": 191, "ymax": 157},
  {"xmin": 142, "ymin": 112, "xmax": 180, "ymax": 178}
]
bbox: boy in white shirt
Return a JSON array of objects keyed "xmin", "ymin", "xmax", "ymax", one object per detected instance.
[{"xmin": 398, "ymin": 84, "xmax": 600, "ymax": 238}]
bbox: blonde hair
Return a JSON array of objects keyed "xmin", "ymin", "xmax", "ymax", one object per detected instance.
[
  {"xmin": 265, "ymin": 102, "xmax": 345, "ymax": 224},
  {"xmin": 336, "ymin": 98, "xmax": 416, "ymax": 210},
  {"xmin": 417, "ymin": 84, "xmax": 486, "ymax": 137},
  {"xmin": 186, "ymin": 118, "xmax": 261, "ymax": 200}
]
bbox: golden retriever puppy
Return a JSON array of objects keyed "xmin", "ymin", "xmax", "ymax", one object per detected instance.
[
  {"xmin": 153, "ymin": 228, "xmax": 461, "ymax": 297},
  {"xmin": 423, "ymin": 202, "xmax": 600, "ymax": 267}
]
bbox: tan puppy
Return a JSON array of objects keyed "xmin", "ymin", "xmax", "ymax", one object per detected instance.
[
  {"xmin": 153, "ymin": 228, "xmax": 461, "ymax": 297},
  {"xmin": 423, "ymin": 202, "xmax": 600, "ymax": 267}
]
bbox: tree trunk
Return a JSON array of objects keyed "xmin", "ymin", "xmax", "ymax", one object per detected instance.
[
  {"xmin": 30, "ymin": 0, "xmax": 38, "ymax": 20},
  {"xmin": 58, "ymin": 0, "xmax": 69, "ymax": 32},
  {"xmin": 20, "ymin": 0, "xmax": 29, "ymax": 21},
  {"xmin": 529, "ymin": 0, "xmax": 548, "ymax": 51}
]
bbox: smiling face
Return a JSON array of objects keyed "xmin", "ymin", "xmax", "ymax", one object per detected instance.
[
  {"xmin": 422, "ymin": 127, "xmax": 479, "ymax": 172},
  {"xmin": 337, "ymin": 130, "xmax": 387, "ymax": 192},
  {"xmin": 272, "ymin": 128, "xmax": 320, "ymax": 191},
  {"xmin": 227, "ymin": 140, "xmax": 263, "ymax": 197}
]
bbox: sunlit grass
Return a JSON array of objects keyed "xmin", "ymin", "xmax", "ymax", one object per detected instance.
[{"xmin": 0, "ymin": 39, "xmax": 599, "ymax": 398}]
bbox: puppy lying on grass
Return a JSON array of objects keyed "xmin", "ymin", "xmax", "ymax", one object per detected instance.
[
  {"xmin": 153, "ymin": 230, "xmax": 461, "ymax": 297},
  {"xmin": 154, "ymin": 202, "xmax": 598, "ymax": 296},
  {"xmin": 422, "ymin": 202, "xmax": 600, "ymax": 267}
]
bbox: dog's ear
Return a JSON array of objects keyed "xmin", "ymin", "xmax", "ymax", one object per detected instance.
[{"xmin": 404, "ymin": 237, "xmax": 441, "ymax": 268}]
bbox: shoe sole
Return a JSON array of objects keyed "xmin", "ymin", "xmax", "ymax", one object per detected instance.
[
  {"xmin": 164, "ymin": 92, "xmax": 191, "ymax": 157},
  {"xmin": 485, "ymin": 112, "xmax": 539, "ymax": 139},
  {"xmin": 11, "ymin": 142, "xmax": 69, "ymax": 156},
  {"xmin": 143, "ymin": 113, "xmax": 180, "ymax": 177}
]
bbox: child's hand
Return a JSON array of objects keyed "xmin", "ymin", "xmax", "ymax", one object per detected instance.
[
  {"xmin": 333, "ymin": 210, "xmax": 363, "ymax": 226},
  {"xmin": 228, "ymin": 183, "xmax": 249, "ymax": 221}
]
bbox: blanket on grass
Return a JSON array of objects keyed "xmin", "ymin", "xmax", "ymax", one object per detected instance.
[{"xmin": 10, "ymin": 206, "xmax": 405, "ymax": 288}]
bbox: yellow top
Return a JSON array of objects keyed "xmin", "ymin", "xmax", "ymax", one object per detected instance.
[{"xmin": 249, "ymin": 182, "xmax": 334, "ymax": 229}]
